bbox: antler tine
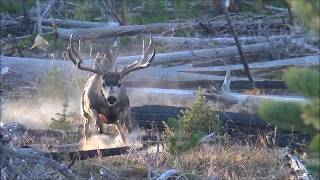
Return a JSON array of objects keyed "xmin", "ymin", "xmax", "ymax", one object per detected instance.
[
  {"xmin": 68, "ymin": 34, "xmax": 101, "ymax": 74},
  {"xmin": 140, "ymin": 36, "xmax": 154, "ymax": 63},
  {"xmin": 119, "ymin": 36, "xmax": 156, "ymax": 78}
]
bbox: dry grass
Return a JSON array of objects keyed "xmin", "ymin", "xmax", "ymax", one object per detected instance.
[{"xmin": 73, "ymin": 137, "xmax": 291, "ymax": 179}]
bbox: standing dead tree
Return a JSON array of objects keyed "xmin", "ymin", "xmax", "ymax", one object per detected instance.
[{"xmin": 102, "ymin": 0, "xmax": 126, "ymax": 25}]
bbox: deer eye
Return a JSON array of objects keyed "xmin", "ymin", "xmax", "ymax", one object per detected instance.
[{"xmin": 117, "ymin": 83, "xmax": 122, "ymax": 87}]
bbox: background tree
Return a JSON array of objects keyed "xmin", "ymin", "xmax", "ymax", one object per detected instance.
[
  {"xmin": 286, "ymin": 0, "xmax": 320, "ymax": 34},
  {"xmin": 259, "ymin": 68, "xmax": 320, "ymax": 176},
  {"xmin": 259, "ymin": 0, "xmax": 319, "ymax": 175}
]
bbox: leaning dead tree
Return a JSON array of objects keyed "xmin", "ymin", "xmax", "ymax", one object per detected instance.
[{"xmin": 223, "ymin": 1, "xmax": 255, "ymax": 88}]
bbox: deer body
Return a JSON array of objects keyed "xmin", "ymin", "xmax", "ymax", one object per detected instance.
[
  {"xmin": 81, "ymin": 74, "xmax": 131, "ymax": 142},
  {"xmin": 67, "ymin": 35, "xmax": 155, "ymax": 143}
]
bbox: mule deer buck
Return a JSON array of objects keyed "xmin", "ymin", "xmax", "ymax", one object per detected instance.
[{"xmin": 67, "ymin": 35, "xmax": 156, "ymax": 143}]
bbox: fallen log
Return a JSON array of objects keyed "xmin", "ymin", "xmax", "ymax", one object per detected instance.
[
  {"xmin": 29, "ymin": 17, "xmax": 116, "ymax": 28},
  {"xmin": 4, "ymin": 35, "xmax": 317, "ymax": 67},
  {"xmin": 1, "ymin": 55, "xmax": 287, "ymax": 90},
  {"xmin": 57, "ymin": 22, "xmax": 198, "ymax": 40},
  {"xmin": 178, "ymin": 55, "xmax": 320, "ymax": 73},
  {"xmin": 0, "ymin": 55, "xmax": 248, "ymax": 85},
  {"xmin": 124, "ymin": 80, "xmax": 287, "ymax": 89},
  {"xmin": 128, "ymin": 88, "xmax": 307, "ymax": 104},
  {"xmin": 152, "ymin": 35, "xmax": 306, "ymax": 48},
  {"xmin": 56, "ymin": 16, "xmax": 288, "ymax": 40},
  {"xmin": 0, "ymin": 61, "xmax": 286, "ymax": 90},
  {"xmin": 117, "ymin": 36, "xmax": 318, "ymax": 65},
  {"xmin": 44, "ymin": 146, "xmax": 131, "ymax": 161}
]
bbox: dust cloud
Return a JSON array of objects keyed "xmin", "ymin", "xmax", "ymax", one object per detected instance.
[
  {"xmin": 1, "ymin": 97, "xmax": 81, "ymax": 129},
  {"xmin": 81, "ymin": 128, "xmax": 144, "ymax": 150},
  {"xmin": 1, "ymin": 84, "xmax": 189, "ymax": 151}
]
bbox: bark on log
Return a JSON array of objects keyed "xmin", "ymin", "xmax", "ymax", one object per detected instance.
[{"xmin": 152, "ymin": 35, "xmax": 304, "ymax": 48}]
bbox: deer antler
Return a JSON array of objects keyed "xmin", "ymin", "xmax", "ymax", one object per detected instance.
[
  {"xmin": 119, "ymin": 36, "xmax": 156, "ymax": 78},
  {"xmin": 67, "ymin": 34, "xmax": 102, "ymax": 74}
]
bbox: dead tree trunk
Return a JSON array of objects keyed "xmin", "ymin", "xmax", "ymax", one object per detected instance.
[
  {"xmin": 57, "ymin": 22, "xmax": 198, "ymax": 40},
  {"xmin": 223, "ymin": 3, "xmax": 255, "ymax": 88}
]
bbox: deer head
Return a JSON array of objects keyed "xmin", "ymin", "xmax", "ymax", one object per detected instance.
[{"xmin": 67, "ymin": 35, "xmax": 156, "ymax": 106}]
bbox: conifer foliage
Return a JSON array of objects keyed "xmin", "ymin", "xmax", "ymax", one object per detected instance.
[
  {"xmin": 259, "ymin": 68, "xmax": 319, "ymax": 175},
  {"xmin": 49, "ymin": 99, "xmax": 73, "ymax": 131},
  {"xmin": 164, "ymin": 89, "xmax": 222, "ymax": 157}
]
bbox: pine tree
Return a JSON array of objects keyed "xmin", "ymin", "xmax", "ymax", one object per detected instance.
[
  {"xmin": 259, "ymin": 68, "xmax": 319, "ymax": 176},
  {"xmin": 49, "ymin": 99, "xmax": 73, "ymax": 131},
  {"xmin": 287, "ymin": 0, "xmax": 319, "ymax": 34},
  {"xmin": 164, "ymin": 88, "xmax": 222, "ymax": 158}
]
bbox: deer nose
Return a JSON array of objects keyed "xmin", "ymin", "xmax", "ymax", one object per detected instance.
[{"xmin": 107, "ymin": 96, "xmax": 116, "ymax": 105}]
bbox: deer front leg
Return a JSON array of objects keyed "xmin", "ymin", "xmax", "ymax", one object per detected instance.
[
  {"xmin": 116, "ymin": 122, "xmax": 127, "ymax": 144},
  {"xmin": 124, "ymin": 108, "xmax": 133, "ymax": 133},
  {"xmin": 88, "ymin": 109, "xmax": 104, "ymax": 136},
  {"xmin": 83, "ymin": 118, "xmax": 90, "ymax": 140}
]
